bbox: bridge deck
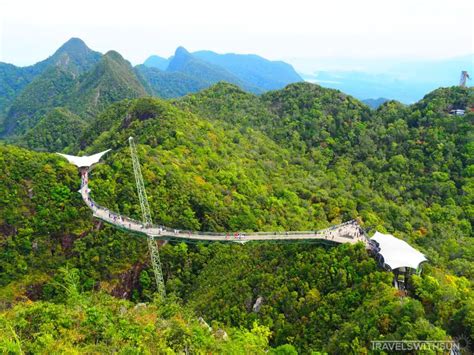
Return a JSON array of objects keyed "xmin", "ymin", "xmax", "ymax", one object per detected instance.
[{"xmin": 81, "ymin": 185, "xmax": 368, "ymax": 245}]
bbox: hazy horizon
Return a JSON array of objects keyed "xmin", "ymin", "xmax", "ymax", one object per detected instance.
[
  {"xmin": 1, "ymin": 0, "xmax": 472, "ymax": 74},
  {"xmin": 0, "ymin": 34, "xmax": 472, "ymax": 74}
]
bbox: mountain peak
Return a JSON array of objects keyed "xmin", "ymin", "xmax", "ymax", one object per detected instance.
[
  {"xmin": 175, "ymin": 46, "xmax": 190, "ymax": 56},
  {"xmin": 167, "ymin": 46, "xmax": 194, "ymax": 72},
  {"xmin": 76, "ymin": 49, "xmax": 147, "ymax": 112},
  {"xmin": 48, "ymin": 37, "xmax": 101, "ymax": 74},
  {"xmin": 55, "ymin": 37, "xmax": 91, "ymax": 56},
  {"xmin": 104, "ymin": 50, "xmax": 126, "ymax": 62}
]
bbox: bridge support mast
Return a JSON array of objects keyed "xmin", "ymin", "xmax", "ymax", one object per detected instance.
[{"xmin": 129, "ymin": 137, "xmax": 166, "ymax": 299}]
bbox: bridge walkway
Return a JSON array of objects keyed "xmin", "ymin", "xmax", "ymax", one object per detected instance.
[{"xmin": 81, "ymin": 184, "xmax": 368, "ymax": 246}]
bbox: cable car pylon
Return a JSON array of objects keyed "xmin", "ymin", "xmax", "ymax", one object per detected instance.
[{"xmin": 129, "ymin": 136, "xmax": 166, "ymax": 299}]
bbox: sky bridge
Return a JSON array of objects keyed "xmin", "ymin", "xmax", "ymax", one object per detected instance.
[
  {"xmin": 81, "ymin": 184, "xmax": 367, "ymax": 245},
  {"xmin": 57, "ymin": 143, "xmax": 427, "ymax": 296}
]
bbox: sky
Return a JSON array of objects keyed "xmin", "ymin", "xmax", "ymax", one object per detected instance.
[{"xmin": 0, "ymin": 0, "xmax": 473, "ymax": 72}]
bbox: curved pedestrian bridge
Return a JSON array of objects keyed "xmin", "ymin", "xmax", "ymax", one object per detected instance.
[
  {"xmin": 81, "ymin": 185, "xmax": 368, "ymax": 245},
  {"xmin": 59, "ymin": 148, "xmax": 368, "ymax": 245}
]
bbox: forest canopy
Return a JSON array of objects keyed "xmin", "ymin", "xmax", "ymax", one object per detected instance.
[{"xmin": 0, "ymin": 83, "xmax": 472, "ymax": 353}]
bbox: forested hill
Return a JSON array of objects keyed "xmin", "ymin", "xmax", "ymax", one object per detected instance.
[
  {"xmin": 0, "ymin": 82, "xmax": 472, "ymax": 352},
  {"xmin": 143, "ymin": 47, "xmax": 303, "ymax": 92},
  {"xmin": 192, "ymin": 50, "xmax": 302, "ymax": 91},
  {"xmin": 135, "ymin": 47, "xmax": 261, "ymax": 99},
  {"xmin": 2, "ymin": 50, "xmax": 147, "ymax": 138},
  {"xmin": 0, "ymin": 38, "xmax": 303, "ymax": 144},
  {"xmin": 0, "ymin": 38, "xmax": 101, "ymax": 120}
]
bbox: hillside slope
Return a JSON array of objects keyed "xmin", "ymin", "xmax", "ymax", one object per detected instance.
[
  {"xmin": 0, "ymin": 38, "xmax": 101, "ymax": 124},
  {"xmin": 194, "ymin": 50, "xmax": 302, "ymax": 90},
  {"xmin": 141, "ymin": 47, "xmax": 302, "ymax": 96},
  {"xmin": 2, "ymin": 50, "xmax": 147, "ymax": 143},
  {"xmin": 0, "ymin": 84, "xmax": 472, "ymax": 352},
  {"xmin": 2, "ymin": 66, "xmax": 77, "ymax": 136},
  {"xmin": 143, "ymin": 54, "xmax": 169, "ymax": 70},
  {"xmin": 135, "ymin": 64, "xmax": 209, "ymax": 98},
  {"xmin": 140, "ymin": 47, "xmax": 267, "ymax": 96},
  {"xmin": 178, "ymin": 82, "xmax": 473, "ymax": 272},
  {"xmin": 20, "ymin": 108, "xmax": 87, "ymax": 152},
  {"xmin": 177, "ymin": 82, "xmax": 372, "ymax": 153},
  {"xmin": 73, "ymin": 50, "xmax": 148, "ymax": 118}
]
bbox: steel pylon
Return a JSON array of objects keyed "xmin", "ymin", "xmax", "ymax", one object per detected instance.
[
  {"xmin": 129, "ymin": 137, "xmax": 166, "ymax": 298},
  {"xmin": 460, "ymin": 71, "xmax": 470, "ymax": 87}
]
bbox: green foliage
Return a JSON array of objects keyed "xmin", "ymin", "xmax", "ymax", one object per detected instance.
[
  {"xmin": 0, "ymin": 145, "xmax": 147, "ymax": 294},
  {"xmin": 0, "ymin": 38, "xmax": 101, "ymax": 137},
  {"xmin": 19, "ymin": 108, "xmax": 87, "ymax": 152},
  {"xmin": 0, "ymin": 38, "xmax": 100, "ymax": 125},
  {"xmin": 136, "ymin": 65, "xmax": 210, "ymax": 99},
  {"xmin": 0, "ymin": 63, "xmax": 39, "ymax": 121},
  {"xmin": 85, "ymin": 97, "xmax": 344, "ymax": 232},
  {"xmin": 2, "ymin": 51, "xmax": 147, "ymax": 142},
  {"xmin": 411, "ymin": 268, "xmax": 474, "ymax": 342},
  {"xmin": 0, "ymin": 291, "xmax": 272, "ymax": 353},
  {"xmin": 0, "ymin": 83, "xmax": 472, "ymax": 352},
  {"xmin": 178, "ymin": 83, "xmax": 473, "ymax": 258},
  {"xmin": 74, "ymin": 50, "xmax": 148, "ymax": 118},
  {"xmin": 163, "ymin": 242, "xmax": 450, "ymax": 352},
  {"xmin": 3, "ymin": 66, "xmax": 78, "ymax": 136}
]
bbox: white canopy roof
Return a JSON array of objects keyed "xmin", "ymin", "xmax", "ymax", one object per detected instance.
[
  {"xmin": 57, "ymin": 149, "xmax": 111, "ymax": 168},
  {"xmin": 372, "ymin": 231, "xmax": 427, "ymax": 270}
]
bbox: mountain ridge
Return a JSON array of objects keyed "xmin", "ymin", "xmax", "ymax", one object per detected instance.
[
  {"xmin": 141, "ymin": 46, "xmax": 302, "ymax": 95},
  {"xmin": 143, "ymin": 54, "xmax": 169, "ymax": 70},
  {"xmin": 1, "ymin": 48, "xmax": 147, "ymax": 139},
  {"xmin": 0, "ymin": 38, "xmax": 304, "ymax": 139},
  {"xmin": 0, "ymin": 83, "xmax": 472, "ymax": 352},
  {"xmin": 0, "ymin": 38, "xmax": 102, "ymax": 133},
  {"xmin": 165, "ymin": 46, "xmax": 258, "ymax": 92},
  {"xmin": 193, "ymin": 50, "xmax": 302, "ymax": 90}
]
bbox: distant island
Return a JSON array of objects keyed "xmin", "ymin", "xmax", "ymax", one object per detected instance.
[{"xmin": 362, "ymin": 98, "xmax": 390, "ymax": 108}]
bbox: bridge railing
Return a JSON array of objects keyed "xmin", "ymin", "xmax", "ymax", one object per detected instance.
[
  {"xmin": 82, "ymin": 185, "xmax": 363, "ymax": 241},
  {"xmin": 159, "ymin": 219, "xmax": 360, "ymax": 237},
  {"xmin": 82, "ymin": 188, "xmax": 144, "ymax": 226}
]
